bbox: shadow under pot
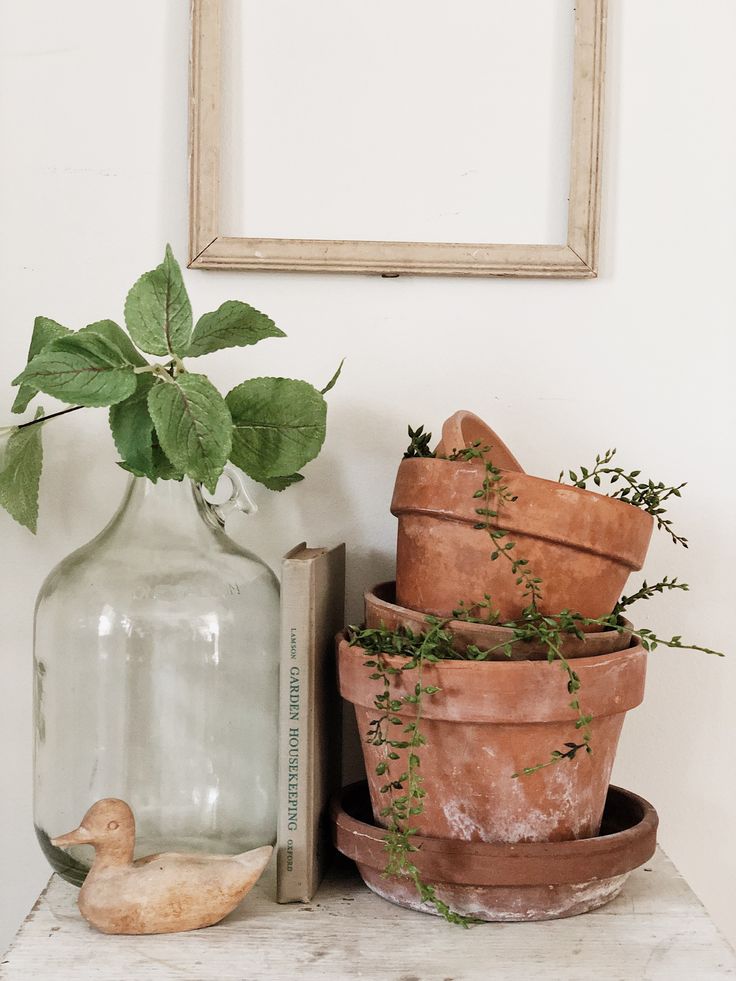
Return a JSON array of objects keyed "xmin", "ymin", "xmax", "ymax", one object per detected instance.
[
  {"xmin": 390, "ymin": 458, "xmax": 654, "ymax": 621},
  {"xmin": 337, "ymin": 633, "xmax": 646, "ymax": 844}
]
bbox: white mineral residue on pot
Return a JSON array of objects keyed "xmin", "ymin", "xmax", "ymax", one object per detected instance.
[
  {"xmin": 547, "ymin": 765, "xmax": 596, "ymax": 839},
  {"xmin": 479, "ymin": 776, "xmax": 559, "ymax": 843},
  {"xmin": 441, "ymin": 800, "xmax": 492, "ymax": 841},
  {"xmin": 363, "ymin": 872, "xmax": 629, "ymax": 922},
  {"xmin": 482, "ymin": 804, "xmax": 553, "ymax": 843},
  {"xmin": 458, "ymin": 874, "xmax": 629, "ymax": 921}
]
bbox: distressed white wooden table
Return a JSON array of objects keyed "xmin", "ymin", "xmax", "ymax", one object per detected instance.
[{"xmin": 2, "ymin": 848, "xmax": 734, "ymax": 981}]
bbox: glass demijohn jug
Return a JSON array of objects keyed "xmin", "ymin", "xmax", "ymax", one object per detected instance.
[{"xmin": 33, "ymin": 469, "xmax": 280, "ymax": 884}]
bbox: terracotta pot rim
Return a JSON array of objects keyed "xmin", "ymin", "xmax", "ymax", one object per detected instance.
[
  {"xmin": 338, "ymin": 630, "xmax": 644, "ymax": 672},
  {"xmin": 434, "ymin": 410, "xmax": 525, "ymax": 472},
  {"xmin": 365, "ymin": 580, "xmax": 634, "ymax": 658},
  {"xmin": 331, "ymin": 780, "xmax": 658, "ymax": 886},
  {"xmin": 337, "ymin": 632, "xmax": 647, "ymax": 723},
  {"xmin": 391, "ymin": 457, "xmax": 654, "ymax": 569}
]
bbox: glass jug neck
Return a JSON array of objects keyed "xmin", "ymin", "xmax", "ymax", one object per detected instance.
[{"xmin": 107, "ymin": 476, "xmax": 213, "ymax": 543}]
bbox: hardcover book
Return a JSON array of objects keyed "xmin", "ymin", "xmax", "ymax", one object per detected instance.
[{"xmin": 276, "ymin": 542, "xmax": 346, "ymax": 903}]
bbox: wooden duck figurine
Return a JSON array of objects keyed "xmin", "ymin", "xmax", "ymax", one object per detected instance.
[{"xmin": 51, "ymin": 798, "xmax": 272, "ymax": 935}]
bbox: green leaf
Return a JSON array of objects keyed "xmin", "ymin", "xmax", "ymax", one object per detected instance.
[
  {"xmin": 78, "ymin": 320, "xmax": 148, "ymax": 368},
  {"xmin": 12, "ymin": 317, "xmax": 71, "ymax": 414},
  {"xmin": 226, "ymin": 377, "xmax": 326, "ymax": 479},
  {"xmin": 109, "ymin": 374, "xmax": 156, "ymax": 477},
  {"xmin": 150, "ymin": 443, "xmax": 185, "ymax": 481},
  {"xmin": 320, "ymin": 358, "xmax": 345, "ymax": 395},
  {"xmin": 0, "ymin": 408, "xmax": 44, "ymax": 532},
  {"xmin": 250, "ymin": 471, "xmax": 305, "ymax": 492},
  {"xmin": 124, "ymin": 244, "xmax": 192, "ymax": 357},
  {"xmin": 187, "ymin": 300, "xmax": 284, "ymax": 358},
  {"xmin": 118, "ymin": 443, "xmax": 185, "ymax": 483},
  {"xmin": 117, "ymin": 442, "xmax": 185, "ymax": 483},
  {"xmin": 12, "ymin": 333, "xmax": 137, "ymax": 407},
  {"xmin": 148, "ymin": 373, "xmax": 232, "ymax": 492}
]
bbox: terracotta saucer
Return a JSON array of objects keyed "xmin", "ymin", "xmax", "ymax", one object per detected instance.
[
  {"xmin": 331, "ymin": 780, "xmax": 658, "ymax": 922},
  {"xmin": 365, "ymin": 582, "xmax": 633, "ymax": 660}
]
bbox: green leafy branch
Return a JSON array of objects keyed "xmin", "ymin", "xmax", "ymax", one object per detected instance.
[
  {"xmin": 1, "ymin": 245, "xmax": 342, "ymax": 532},
  {"xmin": 559, "ymin": 448, "xmax": 688, "ymax": 547},
  {"xmin": 614, "ymin": 576, "xmax": 688, "ymax": 614}
]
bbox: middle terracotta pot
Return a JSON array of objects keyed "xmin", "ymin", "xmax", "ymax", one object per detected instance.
[
  {"xmin": 391, "ymin": 457, "xmax": 654, "ymax": 620},
  {"xmin": 338, "ymin": 634, "xmax": 647, "ymax": 844}
]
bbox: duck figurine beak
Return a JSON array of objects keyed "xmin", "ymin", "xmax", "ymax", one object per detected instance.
[{"xmin": 52, "ymin": 825, "xmax": 94, "ymax": 848}]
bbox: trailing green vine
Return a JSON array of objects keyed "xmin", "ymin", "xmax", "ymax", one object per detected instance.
[
  {"xmin": 450, "ymin": 443, "xmax": 543, "ymax": 612},
  {"xmin": 351, "ymin": 623, "xmax": 475, "ymax": 926},
  {"xmin": 559, "ymin": 448, "xmax": 688, "ymax": 547}
]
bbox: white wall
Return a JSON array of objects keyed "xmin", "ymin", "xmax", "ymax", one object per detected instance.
[{"xmin": 1, "ymin": 0, "xmax": 734, "ymax": 954}]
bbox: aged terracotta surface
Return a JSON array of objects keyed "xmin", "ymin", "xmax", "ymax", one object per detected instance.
[
  {"xmin": 365, "ymin": 582, "xmax": 633, "ymax": 661},
  {"xmin": 391, "ymin": 457, "xmax": 654, "ymax": 620},
  {"xmin": 337, "ymin": 634, "xmax": 647, "ymax": 844},
  {"xmin": 331, "ymin": 781, "xmax": 658, "ymax": 922},
  {"xmin": 51, "ymin": 799, "xmax": 272, "ymax": 935},
  {"xmin": 433, "ymin": 410, "xmax": 525, "ymax": 471}
]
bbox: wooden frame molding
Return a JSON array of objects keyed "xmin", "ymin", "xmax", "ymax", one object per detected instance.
[{"xmin": 189, "ymin": 0, "xmax": 607, "ymax": 278}]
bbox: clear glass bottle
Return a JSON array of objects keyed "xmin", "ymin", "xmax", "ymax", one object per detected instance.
[{"xmin": 33, "ymin": 469, "xmax": 280, "ymax": 885}]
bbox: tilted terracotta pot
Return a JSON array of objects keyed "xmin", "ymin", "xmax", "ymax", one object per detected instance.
[
  {"xmin": 434, "ymin": 410, "xmax": 524, "ymax": 471},
  {"xmin": 364, "ymin": 582, "xmax": 634, "ymax": 661},
  {"xmin": 337, "ymin": 634, "xmax": 646, "ymax": 844},
  {"xmin": 331, "ymin": 781, "xmax": 658, "ymax": 922},
  {"xmin": 391, "ymin": 458, "xmax": 654, "ymax": 620}
]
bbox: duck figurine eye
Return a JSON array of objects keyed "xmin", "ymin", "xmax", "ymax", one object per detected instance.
[{"xmin": 51, "ymin": 798, "xmax": 272, "ymax": 935}]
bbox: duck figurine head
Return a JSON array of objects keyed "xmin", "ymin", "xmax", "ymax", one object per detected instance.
[
  {"xmin": 51, "ymin": 798, "xmax": 273, "ymax": 935},
  {"xmin": 52, "ymin": 798, "xmax": 136, "ymax": 867}
]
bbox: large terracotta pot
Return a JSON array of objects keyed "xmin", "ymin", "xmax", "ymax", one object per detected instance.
[
  {"xmin": 365, "ymin": 581, "xmax": 634, "ymax": 661},
  {"xmin": 391, "ymin": 458, "xmax": 654, "ymax": 620},
  {"xmin": 337, "ymin": 634, "xmax": 646, "ymax": 844},
  {"xmin": 331, "ymin": 781, "xmax": 658, "ymax": 921}
]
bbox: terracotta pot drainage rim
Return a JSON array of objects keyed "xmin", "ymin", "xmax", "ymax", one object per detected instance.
[{"xmin": 331, "ymin": 780, "xmax": 658, "ymax": 922}]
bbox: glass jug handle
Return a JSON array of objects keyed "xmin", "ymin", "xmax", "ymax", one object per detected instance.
[{"xmin": 200, "ymin": 465, "xmax": 258, "ymax": 527}]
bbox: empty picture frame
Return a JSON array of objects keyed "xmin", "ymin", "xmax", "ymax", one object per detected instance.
[{"xmin": 189, "ymin": 0, "xmax": 607, "ymax": 278}]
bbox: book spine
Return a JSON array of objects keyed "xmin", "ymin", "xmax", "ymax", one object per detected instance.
[{"xmin": 276, "ymin": 560, "xmax": 312, "ymax": 902}]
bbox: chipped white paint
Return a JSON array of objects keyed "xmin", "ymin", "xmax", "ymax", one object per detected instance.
[{"xmin": 2, "ymin": 849, "xmax": 735, "ymax": 981}]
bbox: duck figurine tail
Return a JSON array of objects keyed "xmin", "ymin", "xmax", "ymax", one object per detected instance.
[{"xmin": 51, "ymin": 798, "xmax": 273, "ymax": 935}]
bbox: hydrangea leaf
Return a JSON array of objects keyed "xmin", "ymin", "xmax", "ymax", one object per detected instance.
[
  {"xmin": 124, "ymin": 244, "xmax": 192, "ymax": 357},
  {"xmin": 12, "ymin": 317, "xmax": 71, "ymax": 414},
  {"xmin": 187, "ymin": 301, "xmax": 284, "ymax": 358},
  {"xmin": 0, "ymin": 408, "xmax": 45, "ymax": 533},
  {"xmin": 12, "ymin": 333, "xmax": 137, "ymax": 407},
  {"xmin": 226, "ymin": 377, "xmax": 326, "ymax": 479},
  {"xmin": 148, "ymin": 373, "xmax": 231, "ymax": 492},
  {"xmin": 109, "ymin": 374, "xmax": 156, "ymax": 477}
]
